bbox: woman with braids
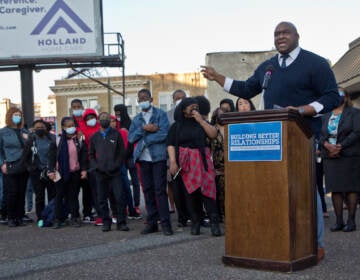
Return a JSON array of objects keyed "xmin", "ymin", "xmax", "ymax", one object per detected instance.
[
  {"xmin": 0, "ymin": 108, "xmax": 29, "ymax": 227},
  {"xmin": 167, "ymin": 97, "xmax": 221, "ymax": 236},
  {"xmin": 48, "ymin": 117, "xmax": 88, "ymax": 229}
]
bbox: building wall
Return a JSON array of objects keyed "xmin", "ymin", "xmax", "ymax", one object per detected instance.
[
  {"xmin": 51, "ymin": 72, "xmax": 207, "ymax": 129},
  {"xmin": 205, "ymin": 50, "xmax": 277, "ymax": 110}
]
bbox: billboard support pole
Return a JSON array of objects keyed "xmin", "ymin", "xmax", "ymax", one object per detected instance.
[{"xmin": 20, "ymin": 64, "xmax": 35, "ymax": 129}]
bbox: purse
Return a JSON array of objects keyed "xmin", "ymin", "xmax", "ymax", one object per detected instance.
[{"xmin": 6, "ymin": 159, "xmax": 26, "ymax": 174}]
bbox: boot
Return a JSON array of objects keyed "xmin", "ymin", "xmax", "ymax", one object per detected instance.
[
  {"xmin": 210, "ymin": 214, "xmax": 222, "ymax": 237},
  {"xmin": 190, "ymin": 222, "xmax": 200, "ymax": 235}
]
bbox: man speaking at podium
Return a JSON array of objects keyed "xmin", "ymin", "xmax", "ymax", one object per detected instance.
[{"xmin": 201, "ymin": 21, "xmax": 341, "ymax": 262}]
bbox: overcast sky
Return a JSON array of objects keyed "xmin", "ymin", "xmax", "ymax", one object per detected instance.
[{"xmin": 0, "ymin": 0, "xmax": 359, "ymax": 102}]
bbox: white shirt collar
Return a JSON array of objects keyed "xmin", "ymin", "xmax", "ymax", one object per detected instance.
[{"xmin": 277, "ymin": 46, "xmax": 301, "ymax": 66}]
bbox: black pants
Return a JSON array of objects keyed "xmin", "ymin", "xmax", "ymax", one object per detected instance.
[
  {"xmin": 128, "ymin": 165, "xmax": 140, "ymax": 207},
  {"xmin": 79, "ymin": 178, "xmax": 93, "ymax": 217},
  {"xmin": 3, "ymin": 172, "xmax": 28, "ymax": 220},
  {"xmin": 88, "ymin": 170, "xmax": 100, "ymax": 216},
  {"xmin": 55, "ymin": 171, "xmax": 80, "ymax": 221},
  {"xmin": 30, "ymin": 170, "xmax": 56, "ymax": 220},
  {"xmin": 185, "ymin": 188, "xmax": 218, "ymax": 224},
  {"xmin": 173, "ymin": 176, "xmax": 190, "ymax": 224},
  {"xmin": 96, "ymin": 171, "xmax": 126, "ymax": 225},
  {"xmin": 139, "ymin": 160, "xmax": 170, "ymax": 226}
]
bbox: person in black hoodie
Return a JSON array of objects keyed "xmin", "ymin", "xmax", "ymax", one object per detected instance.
[{"xmin": 89, "ymin": 112, "xmax": 129, "ymax": 232}]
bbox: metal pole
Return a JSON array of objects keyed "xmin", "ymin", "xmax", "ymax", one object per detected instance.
[
  {"xmin": 107, "ymin": 77, "xmax": 111, "ymax": 113},
  {"xmin": 19, "ymin": 65, "xmax": 34, "ymax": 129},
  {"xmin": 121, "ymin": 34, "xmax": 126, "ymax": 104}
]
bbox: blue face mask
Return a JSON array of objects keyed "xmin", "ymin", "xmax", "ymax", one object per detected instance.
[
  {"xmin": 86, "ymin": 118, "xmax": 97, "ymax": 127},
  {"xmin": 65, "ymin": 127, "xmax": 76, "ymax": 135},
  {"xmin": 12, "ymin": 115, "xmax": 21, "ymax": 124},
  {"xmin": 139, "ymin": 101, "xmax": 151, "ymax": 110},
  {"xmin": 73, "ymin": 109, "xmax": 83, "ymax": 117}
]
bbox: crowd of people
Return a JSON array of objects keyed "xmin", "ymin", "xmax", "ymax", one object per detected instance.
[
  {"xmin": 0, "ymin": 21, "xmax": 359, "ymax": 265},
  {"xmin": 0, "ymin": 88, "xmax": 256, "ymax": 237}
]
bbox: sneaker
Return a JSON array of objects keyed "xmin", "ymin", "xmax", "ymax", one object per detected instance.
[
  {"xmin": 0, "ymin": 217, "xmax": 8, "ymax": 225},
  {"xmin": 102, "ymin": 222, "xmax": 111, "ymax": 232},
  {"xmin": 52, "ymin": 220, "xmax": 65, "ymax": 229},
  {"xmin": 134, "ymin": 206, "xmax": 141, "ymax": 215},
  {"xmin": 112, "ymin": 216, "xmax": 117, "ymax": 224},
  {"xmin": 128, "ymin": 212, "xmax": 142, "ymax": 220},
  {"xmin": 8, "ymin": 219, "xmax": 17, "ymax": 228},
  {"xmin": 82, "ymin": 216, "xmax": 94, "ymax": 224},
  {"xmin": 94, "ymin": 217, "xmax": 103, "ymax": 226},
  {"xmin": 141, "ymin": 224, "xmax": 158, "ymax": 234},
  {"xmin": 23, "ymin": 214, "xmax": 34, "ymax": 223},
  {"xmin": 116, "ymin": 223, "xmax": 130, "ymax": 231},
  {"xmin": 71, "ymin": 218, "xmax": 82, "ymax": 227}
]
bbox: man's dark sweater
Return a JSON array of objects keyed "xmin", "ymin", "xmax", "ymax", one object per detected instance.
[
  {"xmin": 89, "ymin": 128, "xmax": 125, "ymax": 176},
  {"xmin": 228, "ymin": 49, "xmax": 340, "ymax": 136}
]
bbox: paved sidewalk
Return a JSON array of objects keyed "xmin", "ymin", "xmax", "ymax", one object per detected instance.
[{"xmin": 0, "ymin": 204, "xmax": 359, "ymax": 279}]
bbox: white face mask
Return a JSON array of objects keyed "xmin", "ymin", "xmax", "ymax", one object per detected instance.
[
  {"xmin": 86, "ymin": 118, "xmax": 97, "ymax": 127},
  {"xmin": 139, "ymin": 101, "xmax": 151, "ymax": 110},
  {"xmin": 65, "ymin": 127, "xmax": 76, "ymax": 135},
  {"xmin": 72, "ymin": 109, "xmax": 83, "ymax": 117},
  {"xmin": 175, "ymin": 99, "xmax": 182, "ymax": 107},
  {"xmin": 116, "ymin": 117, "xmax": 121, "ymax": 122}
]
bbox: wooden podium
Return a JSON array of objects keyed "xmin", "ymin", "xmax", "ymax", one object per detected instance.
[{"xmin": 221, "ymin": 109, "xmax": 317, "ymax": 272}]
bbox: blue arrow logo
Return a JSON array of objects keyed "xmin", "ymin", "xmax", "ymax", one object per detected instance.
[{"xmin": 31, "ymin": 0, "xmax": 92, "ymax": 35}]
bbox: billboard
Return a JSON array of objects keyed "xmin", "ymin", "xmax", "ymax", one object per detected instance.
[{"xmin": 0, "ymin": 0, "xmax": 103, "ymax": 61}]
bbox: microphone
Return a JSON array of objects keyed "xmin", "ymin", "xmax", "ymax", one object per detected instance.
[
  {"xmin": 262, "ymin": 65, "xmax": 274, "ymax": 89},
  {"xmin": 258, "ymin": 65, "xmax": 274, "ymax": 110}
]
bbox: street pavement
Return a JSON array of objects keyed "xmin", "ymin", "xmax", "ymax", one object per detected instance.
[{"xmin": 0, "ymin": 199, "xmax": 360, "ymax": 280}]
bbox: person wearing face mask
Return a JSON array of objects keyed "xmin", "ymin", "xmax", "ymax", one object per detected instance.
[
  {"xmin": 89, "ymin": 112, "xmax": 129, "ymax": 232},
  {"xmin": 48, "ymin": 117, "xmax": 88, "ymax": 229},
  {"xmin": 167, "ymin": 98, "xmax": 221, "ymax": 236},
  {"xmin": 81, "ymin": 108, "xmax": 102, "ymax": 225},
  {"xmin": 23, "ymin": 120, "xmax": 56, "ymax": 222},
  {"xmin": 0, "ymin": 108, "xmax": 29, "ymax": 227},
  {"xmin": 113, "ymin": 104, "xmax": 142, "ymax": 217},
  {"xmin": 320, "ymin": 88, "xmax": 360, "ymax": 233},
  {"xmin": 128, "ymin": 89, "xmax": 173, "ymax": 236},
  {"xmin": 70, "ymin": 99, "xmax": 85, "ymax": 129}
]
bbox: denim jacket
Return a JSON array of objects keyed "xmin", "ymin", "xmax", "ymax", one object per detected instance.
[
  {"xmin": 128, "ymin": 106, "xmax": 169, "ymax": 163},
  {"xmin": 0, "ymin": 126, "xmax": 28, "ymax": 165}
]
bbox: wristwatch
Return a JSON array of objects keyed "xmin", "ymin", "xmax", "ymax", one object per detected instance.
[{"xmin": 298, "ymin": 107, "xmax": 305, "ymax": 115}]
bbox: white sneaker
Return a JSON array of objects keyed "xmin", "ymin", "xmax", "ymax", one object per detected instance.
[{"xmin": 112, "ymin": 217, "xmax": 117, "ymax": 224}]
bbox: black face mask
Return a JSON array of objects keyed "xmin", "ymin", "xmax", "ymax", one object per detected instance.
[
  {"xmin": 100, "ymin": 120, "xmax": 110, "ymax": 129},
  {"xmin": 35, "ymin": 129, "xmax": 46, "ymax": 137}
]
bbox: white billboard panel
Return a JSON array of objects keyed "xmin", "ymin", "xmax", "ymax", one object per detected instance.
[{"xmin": 0, "ymin": 0, "xmax": 103, "ymax": 60}]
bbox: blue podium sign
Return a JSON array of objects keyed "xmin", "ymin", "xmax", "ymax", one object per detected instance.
[{"xmin": 228, "ymin": 121, "xmax": 282, "ymax": 161}]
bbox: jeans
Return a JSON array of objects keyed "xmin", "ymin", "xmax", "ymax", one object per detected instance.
[
  {"xmin": 0, "ymin": 171, "xmax": 3, "ymax": 212},
  {"xmin": 30, "ymin": 170, "xmax": 56, "ymax": 220},
  {"xmin": 139, "ymin": 160, "xmax": 170, "ymax": 226},
  {"xmin": 26, "ymin": 178, "xmax": 33, "ymax": 212},
  {"xmin": 128, "ymin": 165, "xmax": 140, "ymax": 207},
  {"xmin": 317, "ymin": 190, "xmax": 325, "ymax": 248}
]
